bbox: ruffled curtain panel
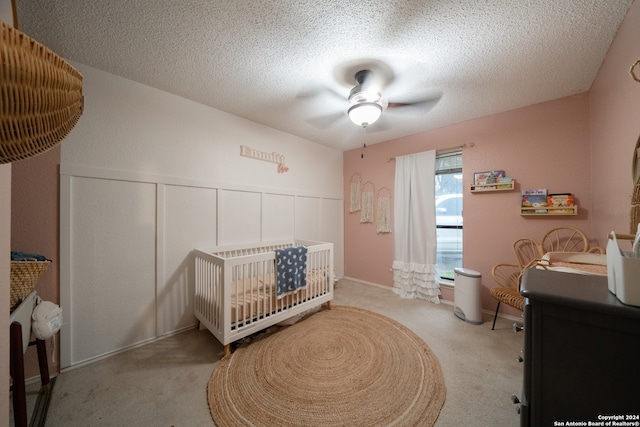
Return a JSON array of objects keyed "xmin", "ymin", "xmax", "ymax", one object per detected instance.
[{"xmin": 392, "ymin": 151, "xmax": 440, "ymax": 303}]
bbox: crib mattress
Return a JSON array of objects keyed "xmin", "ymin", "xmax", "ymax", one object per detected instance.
[{"xmin": 228, "ymin": 269, "xmax": 329, "ymax": 324}]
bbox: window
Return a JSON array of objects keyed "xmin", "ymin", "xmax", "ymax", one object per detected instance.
[{"xmin": 435, "ymin": 151, "xmax": 463, "ymax": 281}]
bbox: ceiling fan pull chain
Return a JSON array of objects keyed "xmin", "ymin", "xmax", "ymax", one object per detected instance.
[{"xmin": 361, "ymin": 125, "xmax": 367, "ymax": 159}]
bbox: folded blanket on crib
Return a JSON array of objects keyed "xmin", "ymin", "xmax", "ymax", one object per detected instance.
[{"xmin": 276, "ymin": 246, "xmax": 307, "ymax": 298}]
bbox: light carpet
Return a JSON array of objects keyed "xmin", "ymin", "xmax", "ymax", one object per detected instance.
[{"xmin": 208, "ymin": 305, "xmax": 446, "ymax": 426}]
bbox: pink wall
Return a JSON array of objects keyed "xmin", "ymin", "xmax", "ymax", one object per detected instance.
[
  {"xmin": 343, "ymin": 1, "xmax": 640, "ymax": 317},
  {"xmin": 590, "ymin": 0, "xmax": 640, "ymax": 244},
  {"xmin": 345, "ymin": 94, "xmax": 594, "ymax": 315},
  {"xmin": 11, "ymin": 146, "xmax": 61, "ymax": 376}
]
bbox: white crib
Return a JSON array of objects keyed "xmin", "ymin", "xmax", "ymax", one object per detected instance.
[{"xmin": 194, "ymin": 239, "xmax": 334, "ymax": 354}]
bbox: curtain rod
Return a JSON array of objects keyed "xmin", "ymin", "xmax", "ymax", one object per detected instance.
[{"xmin": 386, "ymin": 141, "xmax": 474, "ymax": 162}]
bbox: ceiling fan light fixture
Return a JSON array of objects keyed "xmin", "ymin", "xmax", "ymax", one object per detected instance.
[
  {"xmin": 348, "ymin": 87, "xmax": 381, "ymax": 104},
  {"xmin": 348, "ymin": 102, "xmax": 382, "ymax": 127}
]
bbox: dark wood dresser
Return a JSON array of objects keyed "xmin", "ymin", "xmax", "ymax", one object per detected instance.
[{"xmin": 520, "ymin": 268, "xmax": 640, "ymax": 426}]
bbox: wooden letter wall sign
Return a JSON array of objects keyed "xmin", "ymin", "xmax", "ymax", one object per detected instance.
[{"xmin": 240, "ymin": 145, "xmax": 289, "ymax": 173}]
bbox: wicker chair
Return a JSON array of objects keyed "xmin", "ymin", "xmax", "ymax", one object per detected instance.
[
  {"xmin": 489, "ymin": 263, "xmax": 525, "ymax": 330},
  {"xmin": 513, "ymin": 238, "xmax": 542, "ymax": 269},
  {"xmin": 540, "ymin": 226, "xmax": 589, "ymax": 254},
  {"xmin": 491, "ymin": 226, "xmax": 593, "ymax": 330}
]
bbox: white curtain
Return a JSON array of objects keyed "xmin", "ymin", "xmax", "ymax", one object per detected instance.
[{"xmin": 392, "ymin": 150, "xmax": 440, "ymax": 303}]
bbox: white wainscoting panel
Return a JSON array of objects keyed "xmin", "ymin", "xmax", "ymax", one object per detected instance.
[
  {"xmin": 158, "ymin": 185, "xmax": 217, "ymax": 336},
  {"xmin": 262, "ymin": 193, "xmax": 295, "ymax": 242},
  {"xmin": 67, "ymin": 177, "xmax": 157, "ymax": 366},
  {"xmin": 320, "ymin": 198, "xmax": 345, "ymax": 277},
  {"xmin": 218, "ymin": 190, "xmax": 261, "ymax": 245},
  {"xmin": 295, "ymin": 196, "xmax": 321, "ymax": 241},
  {"xmin": 60, "ymin": 169, "xmax": 343, "ymax": 369}
]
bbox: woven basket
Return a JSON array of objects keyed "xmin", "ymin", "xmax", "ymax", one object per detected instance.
[
  {"xmin": 10, "ymin": 260, "xmax": 50, "ymax": 310},
  {"xmin": 1, "ymin": 21, "xmax": 84, "ymax": 164},
  {"xmin": 632, "ymin": 179, "xmax": 640, "ymax": 234},
  {"xmin": 631, "ymin": 136, "xmax": 640, "ymax": 233}
]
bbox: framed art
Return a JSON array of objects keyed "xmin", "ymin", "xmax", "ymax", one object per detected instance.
[{"xmin": 473, "ymin": 170, "xmax": 505, "ymax": 185}]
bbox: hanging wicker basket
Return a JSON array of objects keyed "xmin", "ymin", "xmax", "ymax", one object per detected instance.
[
  {"xmin": 10, "ymin": 260, "xmax": 50, "ymax": 310},
  {"xmin": 632, "ymin": 178, "xmax": 640, "ymax": 234},
  {"xmin": 631, "ymin": 136, "xmax": 640, "ymax": 234},
  {"xmin": 1, "ymin": 21, "xmax": 84, "ymax": 164}
]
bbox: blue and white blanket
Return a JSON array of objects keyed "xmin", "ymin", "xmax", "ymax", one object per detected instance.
[
  {"xmin": 11, "ymin": 251, "xmax": 50, "ymax": 261},
  {"xmin": 275, "ymin": 246, "xmax": 308, "ymax": 298}
]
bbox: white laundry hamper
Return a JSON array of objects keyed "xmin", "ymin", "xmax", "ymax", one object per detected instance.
[{"xmin": 453, "ymin": 267, "xmax": 482, "ymax": 324}]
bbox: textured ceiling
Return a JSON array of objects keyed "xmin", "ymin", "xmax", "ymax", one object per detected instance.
[{"xmin": 15, "ymin": 0, "xmax": 633, "ymax": 151}]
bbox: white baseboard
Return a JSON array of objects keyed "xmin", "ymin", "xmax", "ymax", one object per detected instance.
[
  {"xmin": 339, "ymin": 276, "xmax": 524, "ymax": 324},
  {"xmin": 341, "ymin": 276, "xmax": 395, "ymax": 291},
  {"xmin": 60, "ymin": 324, "xmax": 197, "ymax": 373}
]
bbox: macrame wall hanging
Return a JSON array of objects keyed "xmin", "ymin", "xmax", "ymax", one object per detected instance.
[
  {"xmin": 349, "ymin": 173, "xmax": 362, "ymax": 213},
  {"xmin": 360, "ymin": 181, "xmax": 375, "ymax": 223},
  {"xmin": 350, "ymin": 174, "xmax": 393, "ymax": 233},
  {"xmin": 376, "ymin": 187, "xmax": 392, "ymax": 234}
]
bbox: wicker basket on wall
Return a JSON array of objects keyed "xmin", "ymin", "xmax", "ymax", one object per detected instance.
[
  {"xmin": 632, "ymin": 180, "xmax": 640, "ymax": 234},
  {"xmin": 1, "ymin": 21, "xmax": 84, "ymax": 164},
  {"xmin": 631, "ymin": 136, "xmax": 640, "ymax": 234},
  {"xmin": 10, "ymin": 260, "xmax": 50, "ymax": 310}
]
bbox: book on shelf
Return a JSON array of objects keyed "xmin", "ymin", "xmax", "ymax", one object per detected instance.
[
  {"xmin": 547, "ymin": 193, "xmax": 574, "ymax": 214},
  {"xmin": 471, "ymin": 175, "xmax": 513, "ymax": 191},
  {"xmin": 522, "ymin": 189, "xmax": 548, "ymax": 214},
  {"xmin": 498, "ymin": 177, "xmax": 513, "ymax": 189}
]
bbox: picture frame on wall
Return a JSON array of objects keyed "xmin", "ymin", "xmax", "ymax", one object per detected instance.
[{"xmin": 473, "ymin": 170, "xmax": 505, "ymax": 185}]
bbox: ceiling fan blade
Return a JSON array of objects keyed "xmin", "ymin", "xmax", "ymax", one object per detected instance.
[
  {"xmin": 386, "ymin": 90, "xmax": 443, "ymax": 112},
  {"xmin": 296, "ymin": 85, "xmax": 344, "ymax": 102},
  {"xmin": 305, "ymin": 111, "xmax": 345, "ymax": 129}
]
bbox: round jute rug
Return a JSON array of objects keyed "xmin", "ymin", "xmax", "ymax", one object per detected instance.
[{"xmin": 207, "ymin": 305, "xmax": 446, "ymax": 426}]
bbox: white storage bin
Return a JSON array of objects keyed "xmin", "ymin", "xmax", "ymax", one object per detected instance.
[
  {"xmin": 607, "ymin": 233, "xmax": 640, "ymax": 307},
  {"xmin": 453, "ymin": 267, "xmax": 482, "ymax": 324}
]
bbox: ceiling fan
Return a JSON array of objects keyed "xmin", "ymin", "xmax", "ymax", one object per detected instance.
[
  {"xmin": 303, "ymin": 63, "xmax": 442, "ymax": 130},
  {"xmin": 347, "ymin": 70, "xmax": 384, "ymax": 127}
]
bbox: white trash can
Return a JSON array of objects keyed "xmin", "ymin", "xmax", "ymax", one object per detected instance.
[{"xmin": 453, "ymin": 267, "xmax": 482, "ymax": 325}]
